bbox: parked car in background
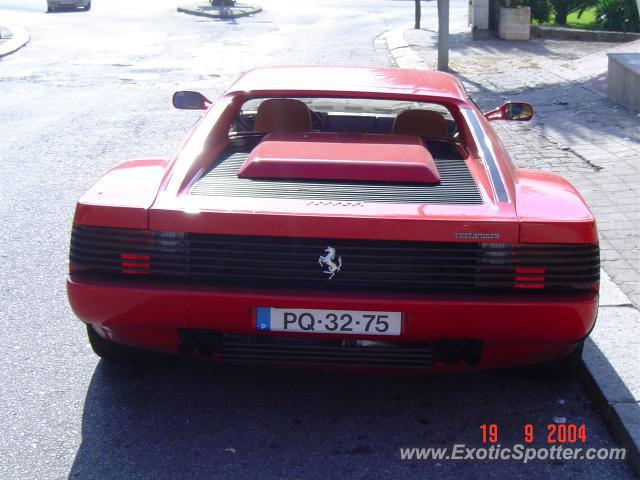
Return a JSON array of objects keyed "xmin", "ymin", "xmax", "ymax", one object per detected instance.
[
  {"xmin": 47, "ymin": 0, "xmax": 91, "ymax": 12},
  {"xmin": 67, "ymin": 66, "xmax": 599, "ymax": 377}
]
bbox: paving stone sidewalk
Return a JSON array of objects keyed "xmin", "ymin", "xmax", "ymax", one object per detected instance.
[{"xmin": 391, "ymin": 25, "xmax": 640, "ymax": 307}]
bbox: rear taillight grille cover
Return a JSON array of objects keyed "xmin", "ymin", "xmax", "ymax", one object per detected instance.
[{"xmin": 70, "ymin": 226, "xmax": 600, "ymax": 293}]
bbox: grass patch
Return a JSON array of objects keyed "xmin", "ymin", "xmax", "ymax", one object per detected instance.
[
  {"xmin": 566, "ymin": 8, "xmax": 599, "ymax": 29},
  {"xmin": 532, "ymin": 7, "xmax": 601, "ymax": 29}
]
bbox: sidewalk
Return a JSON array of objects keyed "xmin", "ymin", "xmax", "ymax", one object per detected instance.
[
  {"xmin": 385, "ymin": 15, "xmax": 640, "ymax": 474},
  {"xmin": 0, "ymin": 24, "xmax": 29, "ymax": 58}
]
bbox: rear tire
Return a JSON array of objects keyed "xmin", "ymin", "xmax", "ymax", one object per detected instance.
[
  {"xmin": 86, "ymin": 324, "xmax": 161, "ymax": 363},
  {"xmin": 528, "ymin": 341, "xmax": 584, "ymax": 380}
]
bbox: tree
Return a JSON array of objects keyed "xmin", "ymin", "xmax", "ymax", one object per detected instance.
[
  {"xmin": 413, "ymin": 0, "xmax": 449, "ymax": 71},
  {"xmin": 526, "ymin": 0, "xmax": 553, "ymax": 22},
  {"xmin": 548, "ymin": 0, "xmax": 598, "ymax": 25}
]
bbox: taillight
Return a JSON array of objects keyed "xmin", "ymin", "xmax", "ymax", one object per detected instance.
[
  {"xmin": 477, "ymin": 242, "xmax": 597, "ymax": 291},
  {"xmin": 515, "ymin": 267, "xmax": 545, "ymax": 289},
  {"xmin": 120, "ymin": 253, "xmax": 151, "ymax": 275}
]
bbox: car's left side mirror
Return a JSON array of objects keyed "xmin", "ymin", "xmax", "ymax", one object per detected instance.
[
  {"xmin": 172, "ymin": 91, "xmax": 211, "ymax": 110},
  {"xmin": 484, "ymin": 102, "xmax": 533, "ymax": 122}
]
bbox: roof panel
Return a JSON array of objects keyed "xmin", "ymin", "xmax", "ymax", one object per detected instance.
[{"xmin": 226, "ymin": 66, "xmax": 468, "ymax": 100}]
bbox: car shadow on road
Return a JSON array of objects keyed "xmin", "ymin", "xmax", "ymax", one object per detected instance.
[
  {"xmin": 580, "ymin": 338, "xmax": 640, "ymax": 473},
  {"xmin": 67, "ymin": 356, "xmax": 632, "ymax": 479}
]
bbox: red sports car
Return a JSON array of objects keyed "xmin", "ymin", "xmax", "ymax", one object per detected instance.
[{"xmin": 67, "ymin": 66, "xmax": 599, "ymax": 375}]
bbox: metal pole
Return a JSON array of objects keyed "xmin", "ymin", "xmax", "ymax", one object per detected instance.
[{"xmin": 437, "ymin": 0, "xmax": 450, "ymax": 71}]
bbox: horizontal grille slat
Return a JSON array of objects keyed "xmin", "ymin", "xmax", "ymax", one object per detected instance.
[
  {"xmin": 223, "ymin": 351, "xmax": 432, "ymax": 361},
  {"xmin": 71, "ymin": 238, "xmax": 600, "ymax": 259},
  {"xmin": 189, "ymin": 147, "xmax": 483, "ymax": 205},
  {"xmin": 70, "ymin": 257, "xmax": 600, "ymax": 282},
  {"xmin": 70, "ymin": 226, "xmax": 600, "ymax": 293},
  {"xmin": 223, "ymin": 345, "xmax": 431, "ymax": 355},
  {"xmin": 221, "ymin": 336, "xmax": 434, "ymax": 368},
  {"xmin": 70, "ymin": 249, "xmax": 600, "ymax": 272}
]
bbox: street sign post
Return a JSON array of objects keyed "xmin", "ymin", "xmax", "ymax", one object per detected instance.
[{"xmin": 438, "ymin": 0, "xmax": 450, "ymax": 71}]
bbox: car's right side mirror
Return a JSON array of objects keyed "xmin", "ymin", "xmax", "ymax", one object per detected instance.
[
  {"xmin": 172, "ymin": 91, "xmax": 211, "ymax": 110},
  {"xmin": 484, "ymin": 102, "xmax": 534, "ymax": 122}
]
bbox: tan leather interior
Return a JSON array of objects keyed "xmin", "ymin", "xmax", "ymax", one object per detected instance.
[
  {"xmin": 392, "ymin": 109, "xmax": 449, "ymax": 139},
  {"xmin": 254, "ymin": 98, "xmax": 312, "ymax": 133}
]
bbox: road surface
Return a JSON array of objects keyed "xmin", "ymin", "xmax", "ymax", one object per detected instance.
[{"xmin": 0, "ymin": 0, "xmax": 633, "ymax": 478}]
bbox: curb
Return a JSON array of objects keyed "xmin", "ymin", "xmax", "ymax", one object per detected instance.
[
  {"xmin": 385, "ymin": 24, "xmax": 429, "ymax": 70},
  {"xmin": 385, "ymin": 27, "xmax": 640, "ymax": 474},
  {"xmin": 531, "ymin": 25, "xmax": 640, "ymax": 43},
  {"xmin": 177, "ymin": 3, "xmax": 261, "ymax": 19},
  {"xmin": 0, "ymin": 24, "xmax": 30, "ymax": 59}
]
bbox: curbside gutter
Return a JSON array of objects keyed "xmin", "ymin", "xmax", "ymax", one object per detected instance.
[
  {"xmin": 0, "ymin": 24, "xmax": 29, "ymax": 58},
  {"xmin": 384, "ymin": 28, "xmax": 640, "ymax": 475},
  {"xmin": 580, "ymin": 270, "xmax": 640, "ymax": 475},
  {"xmin": 580, "ymin": 345, "xmax": 640, "ymax": 475}
]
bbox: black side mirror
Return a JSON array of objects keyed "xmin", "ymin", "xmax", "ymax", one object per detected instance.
[
  {"xmin": 172, "ymin": 91, "xmax": 211, "ymax": 110},
  {"xmin": 485, "ymin": 102, "xmax": 534, "ymax": 122}
]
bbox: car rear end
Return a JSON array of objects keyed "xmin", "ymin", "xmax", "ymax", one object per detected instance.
[
  {"xmin": 67, "ymin": 80, "xmax": 599, "ymax": 373},
  {"xmin": 68, "ymin": 226, "xmax": 598, "ymax": 371}
]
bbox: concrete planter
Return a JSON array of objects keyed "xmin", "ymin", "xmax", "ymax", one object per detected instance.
[
  {"xmin": 499, "ymin": 6, "xmax": 531, "ymax": 40},
  {"xmin": 607, "ymin": 53, "xmax": 640, "ymax": 112}
]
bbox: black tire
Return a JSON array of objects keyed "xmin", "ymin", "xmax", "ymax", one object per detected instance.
[
  {"xmin": 86, "ymin": 324, "xmax": 161, "ymax": 363},
  {"xmin": 528, "ymin": 341, "xmax": 584, "ymax": 380}
]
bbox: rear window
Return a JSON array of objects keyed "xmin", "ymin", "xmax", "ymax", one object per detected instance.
[{"xmin": 230, "ymin": 97, "xmax": 460, "ymax": 139}]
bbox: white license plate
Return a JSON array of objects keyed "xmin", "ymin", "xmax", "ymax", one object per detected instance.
[{"xmin": 256, "ymin": 307, "xmax": 402, "ymax": 336}]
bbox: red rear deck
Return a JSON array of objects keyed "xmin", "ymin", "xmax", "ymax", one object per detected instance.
[{"xmin": 237, "ymin": 132, "xmax": 441, "ymax": 184}]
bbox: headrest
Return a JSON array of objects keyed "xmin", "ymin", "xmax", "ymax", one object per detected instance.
[
  {"xmin": 253, "ymin": 98, "xmax": 312, "ymax": 133},
  {"xmin": 392, "ymin": 109, "xmax": 449, "ymax": 139}
]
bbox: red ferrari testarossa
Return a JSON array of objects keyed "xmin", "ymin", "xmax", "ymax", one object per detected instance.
[{"xmin": 67, "ymin": 66, "xmax": 599, "ymax": 376}]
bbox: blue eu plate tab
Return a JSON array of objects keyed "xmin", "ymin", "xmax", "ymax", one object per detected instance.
[{"xmin": 256, "ymin": 307, "xmax": 271, "ymax": 331}]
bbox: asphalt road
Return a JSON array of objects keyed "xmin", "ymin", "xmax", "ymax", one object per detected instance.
[{"xmin": 0, "ymin": 0, "xmax": 634, "ymax": 478}]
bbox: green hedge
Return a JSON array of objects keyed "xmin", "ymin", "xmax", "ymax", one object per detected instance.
[
  {"xmin": 524, "ymin": 0, "xmax": 640, "ymax": 31},
  {"xmin": 596, "ymin": 0, "xmax": 640, "ymax": 32}
]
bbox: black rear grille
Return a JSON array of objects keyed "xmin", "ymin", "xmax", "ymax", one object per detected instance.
[
  {"xmin": 222, "ymin": 335, "xmax": 434, "ymax": 368},
  {"xmin": 190, "ymin": 147, "xmax": 483, "ymax": 205},
  {"xmin": 70, "ymin": 226, "xmax": 600, "ymax": 293}
]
